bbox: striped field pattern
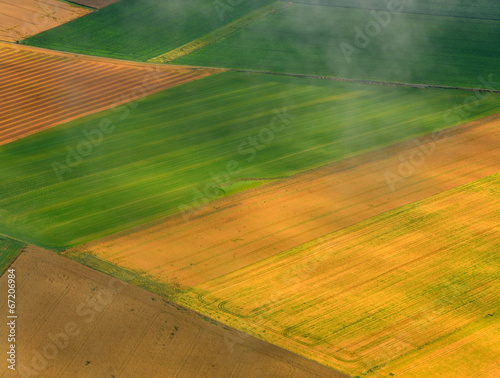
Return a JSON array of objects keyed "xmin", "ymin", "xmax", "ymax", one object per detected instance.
[{"xmin": 0, "ymin": 43, "xmax": 218, "ymax": 145}]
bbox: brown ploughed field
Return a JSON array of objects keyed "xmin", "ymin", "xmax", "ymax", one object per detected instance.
[
  {"xmin": 0, "ymin": 0, "xmax": 90, "ymax": 42},
  {"xmin": 72, "ymin": 115, "xmax": 500, "ymax": 288},
  {"xmin": 0, "ymin": 246, "xmax": 345, "ymax": 377},
  {"xmin": 0, "ymin": 42, "xmax": 219, "ymax": 145}
]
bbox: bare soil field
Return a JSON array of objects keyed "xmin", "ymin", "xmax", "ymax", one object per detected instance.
[
  {"xmin": 69, "ymin": 0, "xmax": 121, "ymax": 9},
  {"xmin": 0, "ymin": 0, "xmax": 90, "ymax": 42},
  {"xmin": 72, "ymin": 115, "xmax": 500, "ymax": 288},
  {"xmin": 179, "ymin": 174, "xmax": 499, "ymax": 377},
  {"xmin": 0, "ymin": 42, "xmax": 219, "ymax": 145},
  {"xmin": 0, "ymin": 246, "xmax": 344, "ymax": 377}
]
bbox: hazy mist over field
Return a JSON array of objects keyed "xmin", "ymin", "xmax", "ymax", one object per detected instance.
[{"xmin": 164, "ymin": 0, "xmax": 499, "ymax": 89}]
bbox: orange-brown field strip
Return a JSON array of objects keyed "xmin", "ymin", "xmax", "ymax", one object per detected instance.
[
  {"xmin": 73, "ymin": 115, "xmax": 500, "ymax": 288},
  {"xmin": 0, "ymin": 0, "xmax": 90, "ymax": 42},
  {"xmin": 0, "ymin": 42, "xmax": 221, "ymax": 145},
  {"xmin": 0, "ymin": 247, "xmax": 345, "ymax": 377}
]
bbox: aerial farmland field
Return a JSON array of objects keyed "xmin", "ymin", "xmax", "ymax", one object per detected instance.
[
  {"xmin": 0, "ymin": 42, "xmax": 218, "ymax": 145},
  {"xmin": 175, "ymin": 174, "xmax": 500, "ymax": 377},
  {"xmin": 0, "ymin": 246, "xmax": 344, "ymax": 377},
  {"xmin": 68, "ymin": 115, "xmax": 500, "ymax": 288},
  {"xmin": 1, "ymin": 72, "xmax": 498, "ymax": 249},
  {"xmin": 23, "ymin": 0, "xmax": 276, "ymax": 60},
  {"xmin": 170, "ymin": 1, "xmax": 500, "ymax": 87},
  {"xmin": 293, "ymin": 0, "xmax": 500, "ymax": 19},
  {"xmin": 0, "ymin": 0, "xmax": 91, "ymax": 42},
  {"xmin": 1, "ymin": 0, "xmax": 499, "ymax": 376}
]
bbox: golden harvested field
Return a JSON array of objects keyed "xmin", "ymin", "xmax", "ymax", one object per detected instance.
[
  {"xmin": 0, "ymin": 0, "xmax": 90, "ymax": 42},
  {"xmin": 0, "ymin": 246, "xmax": 344, "ymax": 377},
  {"xmin": 0, "ymin": 42, "xmax": 219, "ymax": 145},
  {"xmin": 72, "ymin": 115, "xmax": 500, "ymax": 289},
  {"xmin": 178, "ymin": 174, "xmax": 500, "ymax": 377}
]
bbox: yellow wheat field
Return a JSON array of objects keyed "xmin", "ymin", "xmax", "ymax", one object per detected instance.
[{"xmin": 178, "ymin": 174, "xmax": 500, "ymax": 377}]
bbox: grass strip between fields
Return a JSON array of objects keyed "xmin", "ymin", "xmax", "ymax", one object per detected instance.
[
  {"xmin": 148, "ymin": 1, "xmax": 291, "ymax": 63},
  {"xmin": 22, "ymin": 0, "xmax": 276, "ymax": 61},
  {"xmin": 62, "ymin": 250, "xmax": 183, "ymax": 299}
]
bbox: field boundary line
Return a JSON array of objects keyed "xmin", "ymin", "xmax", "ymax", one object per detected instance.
[
  {"xmin": 61, "ymin": 1, "xmax": 98, "ymax": 11},
  {"xmin": 225, "ymin": 68, "xmax": 500, "ymax": 94},
  {"xmin": 6, "ymin": 41, "xmax": 499, "ymax": 93},
  {"xmin": 2, "ymin": 41, "xmax": 225, "ymax": 73}
]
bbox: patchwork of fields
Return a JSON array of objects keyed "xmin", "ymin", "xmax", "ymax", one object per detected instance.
[
  {"xmin": 0, "ymin": 42, "xmax": 218, "ymax": 145},
  {"xmin": 176, "ymin": 174, "xmax": 500, "ymax": 377},
  {"xmin": 1, "ymin": 72, "xmax": 498, "ymax": 249},
  {"xmin": 0, "ymin": 0, "xmax": 90, "ymax": 42},
  {"xmin": 2, "ymin": 0, "xmax": 499, "ymax": 376},
  {"xmin": 69, "ymin": 116, "xmax": 500, "ymax": 288},
  {"xmin": 23, "ymin": 0, "xmax": 276, "ymax": 61}
]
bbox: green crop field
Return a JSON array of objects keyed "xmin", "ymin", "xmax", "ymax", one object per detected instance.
[
  {"xmin": 22, "ymin": 0, "xmax": 275, "ymax": 61},
  {"xmin": 0, "ymin": 72, "xmax": 498, "ymax": 250},
  {"xmin": 292, "ymin": 0, "xmax": 500, "ymax": 20},
  {"xmin": 0, "ymin": 235, "xmax": 25, "ymax": 275},
  {"xmin": 171, "ymin": 2, "xmax": 500, "ymax": 88}
]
